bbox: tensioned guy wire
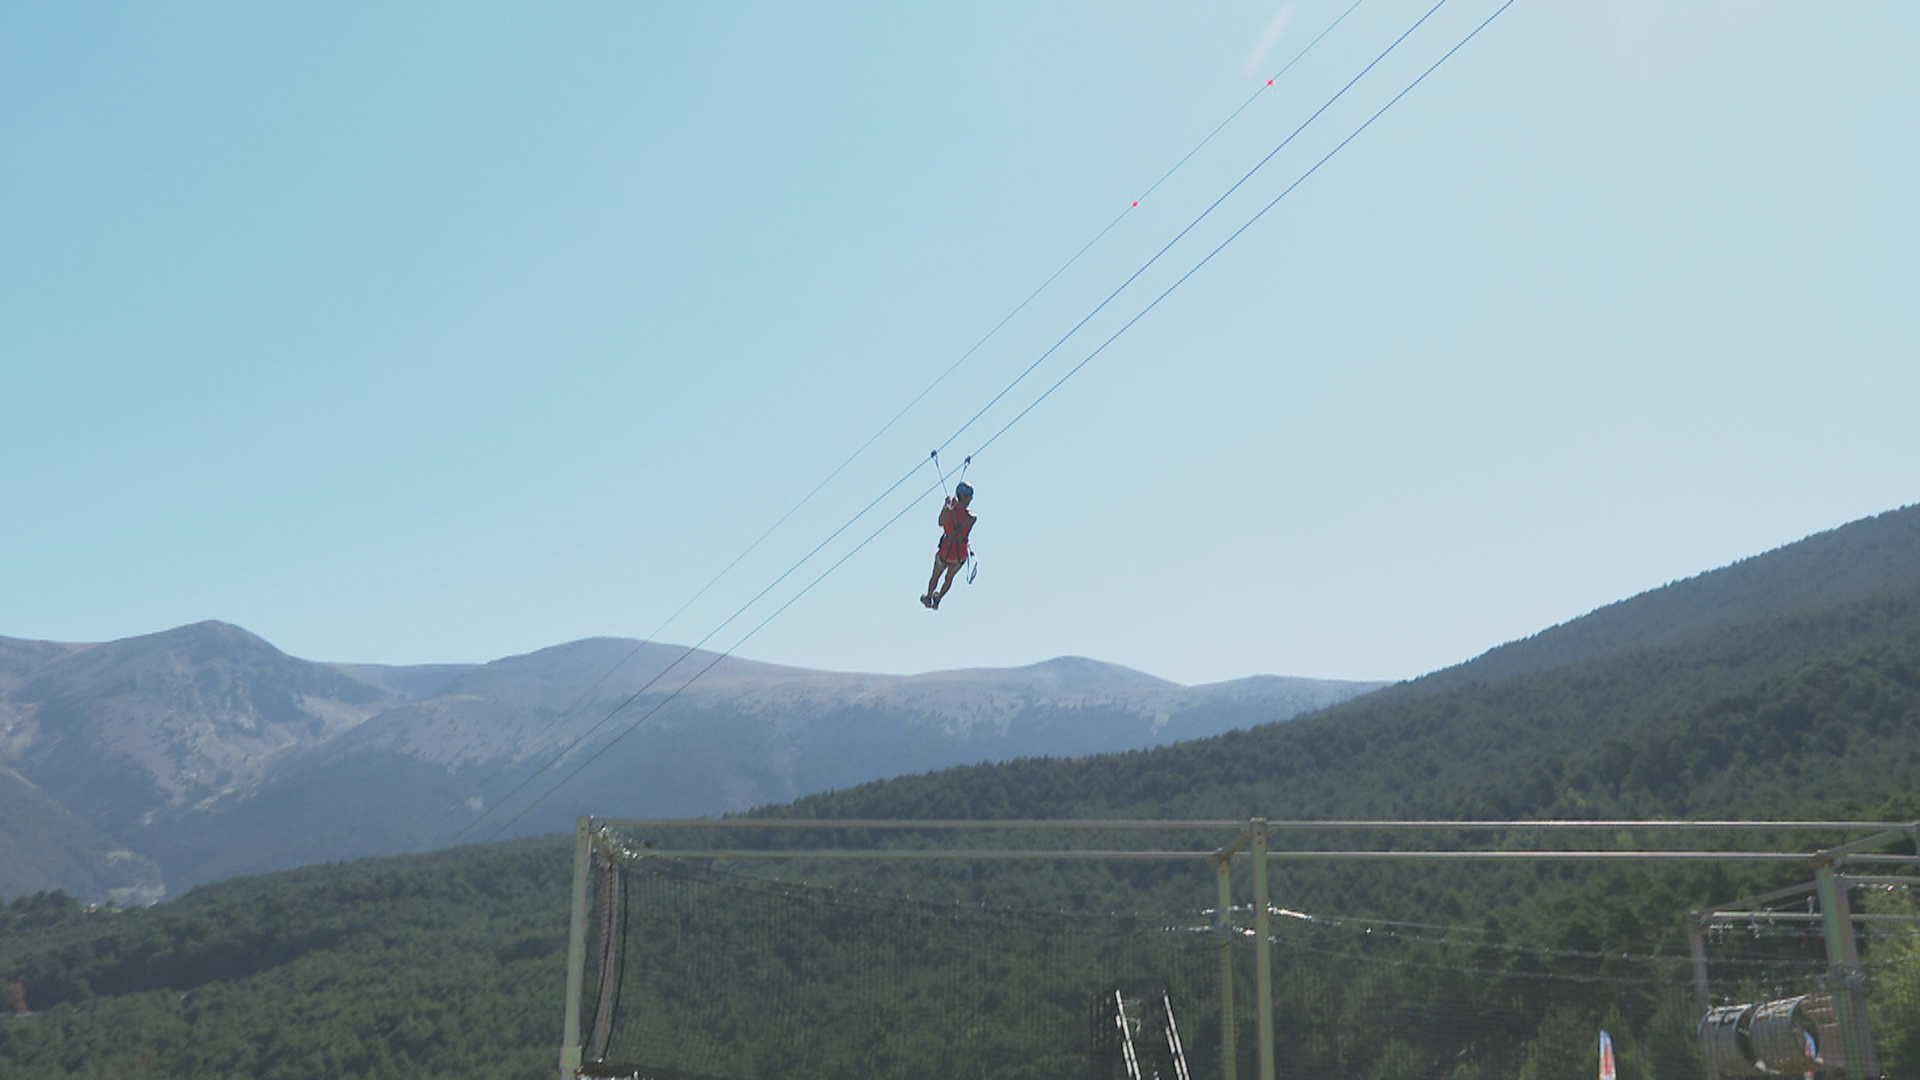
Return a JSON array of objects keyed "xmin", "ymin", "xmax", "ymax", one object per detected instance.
[
  {"xmin": 452, "ymin": 461, "xmax": 942, "ymax": 844},
  {"xmin": 459, "ymin": 1, "xmax": 1446, "ymax": 841},
  {"xmin": 464, "ymin": 1, "xmax": 1520, "ymax": 842},
  {"xmin": 452, "ymin": 1, "xmax": 1380, "ymax": 798},
  {"xmin": 967, "ymin": 0, "xmax": 1519, "ymax": 464},
  {"xmin": 930, "ymin": 0, "xmax": 1454, "ymax": 462},
  {"xmin": 478, "ymin": 476, "xmax": 948, "ymax": 841},
  {"xmin": 1130, "ymin": 0, "xmax": 1370, "ymax": 212}
]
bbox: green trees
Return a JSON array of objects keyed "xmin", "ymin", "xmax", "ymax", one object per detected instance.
[{"xmin": 0, "ymin": 843, "xmax": 569, "ymax": 1079}]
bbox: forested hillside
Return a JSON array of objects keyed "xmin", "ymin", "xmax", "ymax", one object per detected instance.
[
  {"xmin": 1411, "ymin": 504, "xmax": 1920, "ymax": 693},
  {"xmin": 782, "ymin": 569, "xmax": 1920, "ymax": 826},
  {"xmin": 0, "ymin": 842, "xmax": 570, "ymax": 1080}
]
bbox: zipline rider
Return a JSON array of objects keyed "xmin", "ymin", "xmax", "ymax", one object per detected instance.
[{"xmin": 921, "ymin": 482, "xmax": 975, "ymax": 611}]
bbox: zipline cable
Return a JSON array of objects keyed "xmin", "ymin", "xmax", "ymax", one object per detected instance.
[
  {"xmin": 967, "ymin": 0, "xmax": 1518, "ymax": 466},
  {"xmin": 479, "ymin": 475, "xmax": 948, "ymax": 842},
  {"xmin": 451, "ymin": 455, "xmax": 942, "ymax": 844},
  {"xmin": 929, "ymin": 0, "xmax": 1454, "ymax": 462},
  {"xmin": 465, "ymin": 0, "xmax": 1514, "ymax": 841},
  {"xmin": 1130, "ymin": 0, "xmax": 1369, "ymax": 212},
  {"xmin": 451, "ymin": 1, "xmax": 1377, "ymax": 797},
  {"xmin": 465, "ymin": 1, "xmax": 1434, "ymax": 837},
  {"xmin": 611, "ymin": 0, "xmax": 1377, "ymax": 637}
]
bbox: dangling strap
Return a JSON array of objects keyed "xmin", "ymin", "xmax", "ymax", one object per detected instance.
[
  {"xmin": 932, "ymin": 451, "xmax": 973, "ymax": 500},
  {"xmin": 929, "ymin": 450, "xmax": 949, "ymax": 496}
]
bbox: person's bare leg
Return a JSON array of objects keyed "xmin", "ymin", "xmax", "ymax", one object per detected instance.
[
  {"xmin": 933, "ymin": 562, "xmax": 960, "ymax": 607},
  {"xmin": 924, "ymin": 557, "xmax": 945, "ymax": 606}
]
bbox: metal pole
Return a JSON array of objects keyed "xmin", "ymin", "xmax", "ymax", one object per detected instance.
[
  {"xmin": 1217, "ymin": 855, "xmax": 1237, "ymax": 1080},
  {"xmin": 586, "ymin": 859, "xmax": 622, "ymax": 1063},
  {"xmin": 1816, "ymin": 865, "xmax": 1878, "ymax": 1079},
  {"xmin": 1251, "ymin": 819, "xmax": 1275, "ymax": 1080},
  {"xmin": 1688, "ymin": 915, "xmax": 1716, "ymax": 1080},
  {"xmin": 560, "ymin": 817, "xmax": 594, "ymax": 1080}
]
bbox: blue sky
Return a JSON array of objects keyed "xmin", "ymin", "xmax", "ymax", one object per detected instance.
[{"xmin": 4, "ymin": 2, "xmax": 1915, "ymax": 686}]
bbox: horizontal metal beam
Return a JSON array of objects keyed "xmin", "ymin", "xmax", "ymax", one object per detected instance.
[
  {"xmin": 1702, "ymin": 912, "xmax": 1920, "ymax": 924},
  {"xmin": 637, "ymin": 847, "xmax": 1820, "ymax": 863},
  {"xmin": 595, "ymin": 817, "xmax": 1912, "ymax": 833},
  {"xmin": 1815, "ymin": 827, "xmax": 1916, "ymax": 862},
  {"xmin": 645, "ymin": 848, "xmax": 1217, "ymax": 861},
  {"xmin": 1697, "ymin": 880, "xmax": 1819, "ymax": 917},
  {"xmin": 1257, "ymin": 820, "xmax": 1910, "ymax": 833},
  {"xmin": 1262, "ymin": 849, "xmax": 1815, "ymax": 863},
  {"xmin": 1696, "ymin": 874, "xmax": 1920, "ymax": 919},
  {"xmin": 599, "ymin": 818, "xmax": 1914, "ymax": 867},
  {"xmin": 598, "ymin": 818, "xmax": 1244, "ymax": 831}
]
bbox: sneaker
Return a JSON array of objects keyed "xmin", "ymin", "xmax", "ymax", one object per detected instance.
[
  {"xmin": 920, "ymin": 594, "xmax": 933, "ymax": 609},
  {"xmin": 930, "ymin": 594, "xmax": 941, "ymax": 610}
]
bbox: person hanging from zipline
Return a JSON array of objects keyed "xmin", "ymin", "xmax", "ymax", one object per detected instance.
[{"xmin": 921, "ymin": 481, "xmax": 975, "ymax": 610}]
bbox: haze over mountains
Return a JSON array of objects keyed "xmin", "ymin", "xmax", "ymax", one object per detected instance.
[{"xmin": 0, "ymin": 627, "xmax": 1379, "ymax": 903}]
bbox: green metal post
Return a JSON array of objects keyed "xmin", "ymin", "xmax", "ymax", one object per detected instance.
[
  {"xmin": 1217, "ymin": 854, "xmax": 1238, "ymax": 1080},
  {"xmin": 1688, "ymin": 915, "xmax": 1717, "ymax": 1080},
  {"xmin": 560, "ymin": 817, "xmax": 594, "ymax": 1080},
  {"xmin": 1251, "ymin": 819, "xmax": 1275, "ymax": 1080},
  {"xmin": 1815, "ymin": 864, "xmax": 1877, "ymax": 1079}
]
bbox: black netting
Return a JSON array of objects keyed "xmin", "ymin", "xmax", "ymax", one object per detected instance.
[{"xmin": 593, "ymin": 857, "xmax": 1242, "ymax": 1080}]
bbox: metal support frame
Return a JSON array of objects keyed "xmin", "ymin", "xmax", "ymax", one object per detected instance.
[
  {"xmin": 559, "ymin": 817, "xmax": 595, "ymax": 1080},
  {"xmin": 1213, "ymin": 851, "xmax": 1239, "ymax": 1080},
  {"xmin": 1250, "ymin": 820, "xmax": 1276, "ymax": 1080},
  {"xmin": 1815, "ymin": 864, "xmax": 1879, "ymax": 1079},
  {"xmin": 1688, "ymin": 916, "xmax": 1715, "ymax": 1080},
  {"xmin": 561, "ymin": 816, "xmax": 1919, "ymax": 1080},
  {"xmin": 586, "ymin": 851, "xmax": 623, "ymax": 1064},
  {"xmin": 1688, "ymin": 832, "xmax": 1920, "ymax": 1080}
]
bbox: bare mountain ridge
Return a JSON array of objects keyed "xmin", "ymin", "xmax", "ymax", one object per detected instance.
[
  {"xmin": 0, "ymin": 625, "xmax": 1377, "ymax": 901},
  {"xmin": 1414, "ymin": 503, "xmax": 1920, "ymax": 693},
  {"xmin": 3, "ymin": 621, "xmax": 395, "ymax": 818},
  {"xmin": 305, "ymin": 641, "xmax": 1333, "ymax": 768}
]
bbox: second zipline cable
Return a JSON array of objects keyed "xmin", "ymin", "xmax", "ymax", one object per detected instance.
[{"xmin": 467, "ymin": 0, "xmax": 1518, "ymax": 840}]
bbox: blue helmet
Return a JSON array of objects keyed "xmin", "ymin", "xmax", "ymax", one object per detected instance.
[{"xmin": 955, "ymin": 481, "xmax": 974, "ymax": 499}]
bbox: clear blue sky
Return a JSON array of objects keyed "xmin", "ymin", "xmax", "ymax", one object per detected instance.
[{"xmin": 4, "ymin": 2, "xmax": 1915, "ymax": 685}]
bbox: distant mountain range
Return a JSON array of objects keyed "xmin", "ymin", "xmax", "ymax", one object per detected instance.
[{"xmin": 0, "ymin": 627, "xmax": 1381, "ymax": 902}]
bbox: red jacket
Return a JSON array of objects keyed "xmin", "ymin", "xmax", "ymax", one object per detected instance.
[{"xmin": 938, "ymin": 499, "xmax": 975, "ymax": 563}]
